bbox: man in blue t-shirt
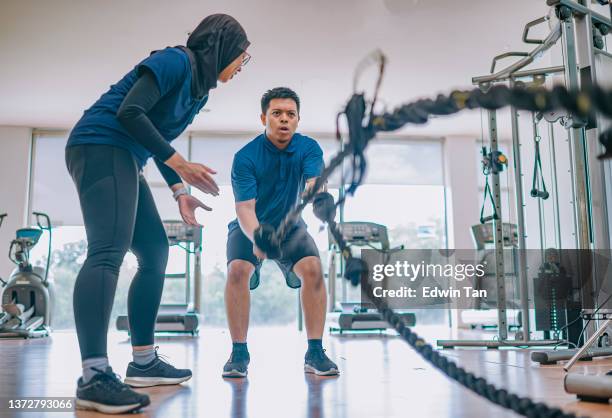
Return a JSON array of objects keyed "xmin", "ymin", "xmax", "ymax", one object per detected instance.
[{"xmin": 223, "ymin": 87, "xmax": 339, "ymax": 378}]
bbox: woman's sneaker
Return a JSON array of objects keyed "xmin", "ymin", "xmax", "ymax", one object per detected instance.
[
  {"xmin": 222, "ymin": 350, "xmax": 250, "ymax": 378},
  {"xmin": 76, "ymin": 367, "xmax": 150, "ymax": 414},
  {"xmin": 304, "ymin": 349, "xmax": 339, "ymax": 376},
  {"xmin": 124, "ymin": 350, "xmax": 192, "ymax": 388}
]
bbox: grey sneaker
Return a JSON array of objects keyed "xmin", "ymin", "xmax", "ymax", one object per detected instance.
[
  {"xmin": 304, "ymin": 349, "xmax": 339, "ymax": 376},
  {"xmin": 124, "ymin": 348, "xmax": 192, "ymax": 387},
  {"xmin": 76, "ymin": 367, "xmax": 150, "ymax": 414},
  {"xmin": 222, "ymin": 350, "xmax": 250, "ymax": 378}
]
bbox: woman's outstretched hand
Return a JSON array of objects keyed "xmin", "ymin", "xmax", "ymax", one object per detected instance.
[
  {"xmin": 178, "ymin": 195, "xmax": 211, "ymax": 226},
  {"xmin": 166, "ymin": 153, "xmax": 220, "ymax": 196}
]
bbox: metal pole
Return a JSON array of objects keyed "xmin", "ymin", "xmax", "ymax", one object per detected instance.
[
  {"xmin": 532, "ymin": 113, "xmax": 547, "ymax": 262},
  {"xmin": 473, "ymin": 66, "xmax": 565, "ymax": 85},
  {"xmin": 185, "ymin": 245, "xmax": 191, "ymax": 309},
  {"xmin": 194, "ymin": 239, "xmax": 202, "ymax": 314},
  {"xmin": 548, "ymin": 122, "xmax": 563, "ymax": 250},
  {"xmin": 575, "ymin": 0, "xmax": 612, "ymax": 342},
  {"xmin": 562, "ymin": 17, "xmax": 591, "ymax": 251},
  {"xmin": 328, "ymin": 248, "xmax": 336, "ymax": 313},
  {"xmin": 339, "ymin": 138, "xmax": 347, "ymax": 304},
  {"xmin": 563, "ymin": 318, "xmax": 612, "ymax": 371},
  {"xmin": 561, "ymin": 14, "xmax": 597, "ymax": 341},
  {"xmin": 489, "ymin": 109, "xmax": 508, "ymax": 341},
  {"xmin": 510, "ymin": 90, "xmax": 531, "ymax": 342}
]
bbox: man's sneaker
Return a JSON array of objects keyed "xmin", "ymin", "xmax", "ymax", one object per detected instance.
[
  {"xmin": 76, "ymin": 367, "xmax": 150, "ymax": 414},
  {"xmin": 222, "ymin": 350, "xmax": 250, "ymax": 378},
  {"xmin": 124, "ymin": 348, "xmax": 192, "ymax": 387},
  {"xmin": 304, "ymin": 349, "xmax": 339, "ymax": 376}
]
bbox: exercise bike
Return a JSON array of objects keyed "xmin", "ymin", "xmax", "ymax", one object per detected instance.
[{"xmin": 0, "ymin": 212, "xmax": 53, "ymax": 338}]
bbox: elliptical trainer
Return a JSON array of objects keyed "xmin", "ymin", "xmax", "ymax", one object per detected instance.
[{"xmin": 0, "ymin": 212, "xmax": 53, "ymax": 338}]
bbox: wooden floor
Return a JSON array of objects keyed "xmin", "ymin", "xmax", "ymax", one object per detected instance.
[{"xmin": 1, "ymin": 326, "xmax": 611, "ymax": 418}]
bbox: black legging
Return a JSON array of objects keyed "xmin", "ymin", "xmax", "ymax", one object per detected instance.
[{"xmin": 65, "ymin": 144, "xmax": 168, "ymax": 360}]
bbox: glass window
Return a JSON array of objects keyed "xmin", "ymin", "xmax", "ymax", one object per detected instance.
[
  {"xmin": 29, "ymin": 132, "xmax": 449, "ymax": 329},
  {"xmin": 331, "ymin": 139, "xmax": 448, "ymax": 325},
  {"xmin": 190, "ymin": 133, "xmax": 300, "ymax": 326},
  {"xmin": 30, "ymin": 133, "xmax": 83, "ymax": 226}
]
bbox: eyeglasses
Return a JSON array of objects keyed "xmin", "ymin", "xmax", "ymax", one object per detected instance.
[{"xmin": 241, "ymin": 53, "xmax": 251, "ymax": 67}]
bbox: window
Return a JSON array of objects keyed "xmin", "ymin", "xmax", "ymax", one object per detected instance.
[
  {"xmin": 29, "ymin": 132, "xmax": 448, "ymax": 329},
  {"xmin": 330, "ymin": 139, "xmax": 448, "ymax": 325},
  {"xmin": 188, "ymin": 134, "xmax": 300, "ymax": 325},
  {"xmin": 30, "ymin": 133, "xmax": 149, "ymax": 330}
]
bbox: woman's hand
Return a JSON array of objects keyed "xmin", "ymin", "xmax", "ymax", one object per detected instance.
[
  {"xmin": 166, "ymin": 153, "xmax": 220, "ymax": 196},
  {"xmin": 178, "ymin": 195, "xmax": 211, "ymax": 226}
]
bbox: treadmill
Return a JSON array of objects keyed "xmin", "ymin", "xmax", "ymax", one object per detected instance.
[
  {"xmin": 117, "ymin": 220, "xmax": 202, "ymax": 335},
  {"xmin": 327, "ymin": 221, "xmax": 416, "ymax": 333}
]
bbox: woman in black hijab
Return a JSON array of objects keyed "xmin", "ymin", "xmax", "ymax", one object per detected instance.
[{"xmin": 65, "ymin": 14, "xmax": 250, "ymax": 414}]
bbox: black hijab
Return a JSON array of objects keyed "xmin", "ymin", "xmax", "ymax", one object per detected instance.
[{"xmin": 177, "ymin": 14, "xmax": 250, "ymax": 100}]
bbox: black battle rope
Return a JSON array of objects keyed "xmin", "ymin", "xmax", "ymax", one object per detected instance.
[
  {"xmin": 311, "ymin": 191, "xmax": 585, "ymax": 418},
  {"xmin": 268, "ymin": 82, "xmax": 612, "ymax": 249},
  {"xmin": 252, "ymin": 52, "xmax": 612, "ymax": 418}
]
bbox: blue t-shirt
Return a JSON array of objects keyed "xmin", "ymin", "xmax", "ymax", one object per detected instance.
[
  {"xmin": 67, "ymin": 47, "xmax": 207, "ymax": 168},
  {"xmin": 229, "ymin": 133, "xmax": 324, "ymax": 232}
]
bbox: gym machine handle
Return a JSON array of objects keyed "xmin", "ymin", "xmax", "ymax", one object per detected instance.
[
  {"xmin": 490, "ymin": 52, "xmax": 529, "ymax": 74},
  {"xmin": 480, "ymin": 214, "xmax": 498, "ymax": 224},
  {"xmin": 32, "ymin": 212, "xmax": 51, "ymax": 230},
  {"xmin": 0, "ymin": 213, "xmax": 6, "ymax": 228},
  {"xmin": 32, "ymin": 211, "xmax": 52, "ymax": 286},
  {"xmin": 530, "ymin": 190, "xmax": 550, "ymax": 199},
  {"xmin": 523, "ymin": 16, "xmax": 549, "ymax": 44}
]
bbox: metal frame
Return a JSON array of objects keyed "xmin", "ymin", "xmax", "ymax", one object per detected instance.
[
  {"xmin": 510, "ymin": 81, "xmax": 532, "ymax": 344},
  {"xmin": 438, "ymin": 105, "xmax": 559, "ymax": 349},
  {"xmin": 489, "ymin": 109, "xmax": 509, "ymax": 341},
  {"xmin": 441, "ymin": 0, "xmax": 612, "ymax": 349}
]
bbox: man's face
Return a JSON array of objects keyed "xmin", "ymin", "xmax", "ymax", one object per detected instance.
[{"xmin": 261, "ymin": 98, "xmax": 299, "ymax": 147}]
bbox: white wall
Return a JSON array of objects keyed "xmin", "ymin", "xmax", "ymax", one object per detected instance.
[
  {"xmin": 443, "ymin": 135, "xmax": 480, "ymax": 249},
  {"xmin": 0, "ymin": 0, "xmax": 550, "ymax": 135},
  {"xmin": 0, "ymin": 126, "xmax": 32, "ymax": 277}
]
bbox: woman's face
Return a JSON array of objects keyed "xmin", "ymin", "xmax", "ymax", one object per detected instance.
[{"xmin": 218, "ymin": 51, "xmax": 250, "ymax": 83}]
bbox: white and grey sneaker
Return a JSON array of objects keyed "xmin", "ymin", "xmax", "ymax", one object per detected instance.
[
  {"xmin": 76, "ymin": 367, "xmax": 150, "ymax": 414},
  {"xmin": 222, "ymin": 351, "xmax": 250, "ymax": 378},
  {"xmin": 304, "ymin": 349, "xmax": 339, "ymax": 376},
  {"xmin": 124, "ymin": 349, "xmax": 192, "ymax": 388}
]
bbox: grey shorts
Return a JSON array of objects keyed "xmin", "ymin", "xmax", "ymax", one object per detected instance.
[{"xmin": 226, "ymin": 224, "xmax": 319, "ymax": 290}]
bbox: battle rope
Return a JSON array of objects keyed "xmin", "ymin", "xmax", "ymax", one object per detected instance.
[
  {"xmin": 251, "ymin": 52, "xmax": 612, "ymax": 418},
  {"xmin": 312, "ymin": 191, "xmax": 584, "ymax": 418},
  {"xmin": 255, "ymin": 82, "xmax": 612, "ymax": 253}
]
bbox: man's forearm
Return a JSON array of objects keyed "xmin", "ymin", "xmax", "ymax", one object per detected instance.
[
  {"xmin": 303, "ymin": 177, "xmax": 326, "ymax": 198},
  {"xmin": 236, "ymin": 206, "xmax": 259, "ymax": 242}
]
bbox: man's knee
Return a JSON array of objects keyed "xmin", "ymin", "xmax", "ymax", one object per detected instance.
[
  {"xmin": 297, "ymin": 257, "xmax": 324, "ymax": 288},
  {"xmin": 227, "ymin": 261, "xmax": 254, "ymax": 286}
]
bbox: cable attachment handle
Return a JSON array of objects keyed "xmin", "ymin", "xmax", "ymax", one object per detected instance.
[
  {"xmin": 479, "ymin": 146, "xmax": 507, "ymax": 224},
  {"xmin": 530, "ymin": 116, "xmax": 550, "ymax": 200}
]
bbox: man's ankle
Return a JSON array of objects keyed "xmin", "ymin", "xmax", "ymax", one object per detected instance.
[
  {"xmin": 307, "ymin": 339, "xmax": 323, "ymax": 352},
  {"xmin": 232, "ymin": 342, "xmax": 249, "ymax": 355}
]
